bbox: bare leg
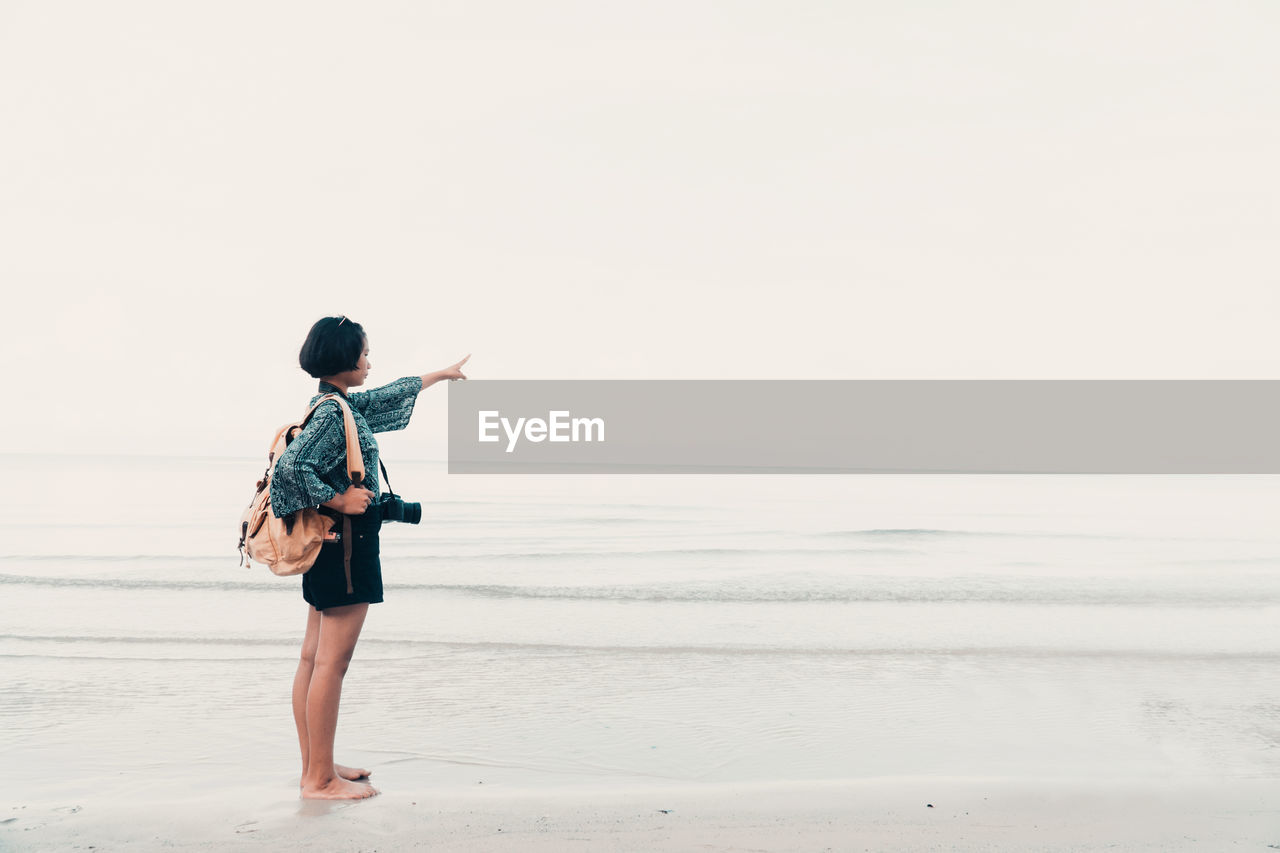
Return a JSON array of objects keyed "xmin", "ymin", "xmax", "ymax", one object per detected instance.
[
  {"xmin": 293, "ymin": 606, "xmax": 322, "ymax": 780},
  {"xmin": 294, "ymin": 606, "xmax": 372, "ymax": 783},
  {"xmin": 299, "ymin": 603, "xmax": 380, "ymax": 799}
]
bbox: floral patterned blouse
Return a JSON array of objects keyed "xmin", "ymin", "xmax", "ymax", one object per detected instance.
[{"xmin": 270, "ymin": 376, "xmax": 423, "ymax": 517}]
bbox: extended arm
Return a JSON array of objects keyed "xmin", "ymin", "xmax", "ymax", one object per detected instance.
[
  {"xmin": 345, "ymin": 377, "xmax": 423, "ymax": 433},
  {"xmin": 343, "ymin": 355, "xmax": 470, "ymax": 434},
  {"xmin": 421, "ymin": 354, "xmax": 470, "ymax": 390}
]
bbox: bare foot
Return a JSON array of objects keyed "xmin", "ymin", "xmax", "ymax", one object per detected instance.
[
  {"xmin": 299, "ymin": 764, "xmax": 372, "ymax": 787},
  {"xmin": 336, "ymin": 763, "xmax": 371, "ymax": 781},
  {"xmin": 300, "ymin": 775, "xmax": 380, "ymax": 800}
]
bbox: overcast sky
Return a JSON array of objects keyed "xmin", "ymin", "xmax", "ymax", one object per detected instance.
[{"xmin": 2, "ymin": 1, "xmax": 1275, "ymax": 459}]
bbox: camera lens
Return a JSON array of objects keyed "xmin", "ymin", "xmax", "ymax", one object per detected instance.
[{"xmin": 377, "ymin": 495, "xmax": 421, "ymax": 524}]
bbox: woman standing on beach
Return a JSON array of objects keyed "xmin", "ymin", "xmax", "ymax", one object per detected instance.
[{"xmin": 270, "ymin": 315, "xmax": 469, "ymax": 800}]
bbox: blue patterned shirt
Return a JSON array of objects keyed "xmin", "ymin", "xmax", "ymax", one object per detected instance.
[{"xmin": 270, "ymin": 376, "xmax": 423, "ymax": 517}]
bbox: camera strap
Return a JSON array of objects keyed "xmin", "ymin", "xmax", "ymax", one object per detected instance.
[{"xmin": 379, "ymin": 459, "xmax": 395, "ymax": 497}]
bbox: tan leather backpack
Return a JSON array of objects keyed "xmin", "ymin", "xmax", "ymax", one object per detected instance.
[{"xmin": 238, "ymin": 394, "xmax": 365, "ymax": 587}]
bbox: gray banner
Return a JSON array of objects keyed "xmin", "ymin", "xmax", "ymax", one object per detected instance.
[{"xmin": 447, "ymin": 381, "xmax": 1279, "ymax": 474}]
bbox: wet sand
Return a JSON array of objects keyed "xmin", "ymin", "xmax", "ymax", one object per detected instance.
[{"xmin": 6, "ymin": 775, "xmax": 1278, "ymax": 852}]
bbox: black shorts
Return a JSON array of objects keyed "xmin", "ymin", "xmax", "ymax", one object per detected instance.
[{"xmin": 302, "ymin": 508, "xmax": 384, "ymax": 611}]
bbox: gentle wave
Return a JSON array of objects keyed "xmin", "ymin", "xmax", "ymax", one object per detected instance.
[
  {"xmin": 819, "ymin": 528, "xmax": 1269, "ymax": 543},
  {"xmin": 0, "ymin": 546, "xmax": 919, "ymax": 563},
  {"xmin": 395, "ymin": 582, "xmax": 1276, "ymax": 606},
  {"xmin": 2, "ymin": 633, "xmax": 1279, "ymax": 662},
  {"xmin": 0, "ymin": 515, "xmax": 696, "ymax": 530},
  {"xmin": 0, "ymin": 554, "xmax": 234, "ymax": 563},
  {"xmin": 826, "ymin": 528, "xmax": 1031, "ymax": 537},
  {"xmin": 0, "ymin": 573, "xmax": 1270, "ymax": 606},
  {"xmin": 0, "ymin": 574, "xmax": 289, "ymax": 591}
]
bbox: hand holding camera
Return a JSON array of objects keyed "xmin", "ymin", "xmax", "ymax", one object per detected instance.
[
  {"xmin": 322, "ymin": 486, "xmax": 375, "ymax": 515},
  {"xmin": 321, "ymin": 479, "xmax": 420, "ymax": 525}
]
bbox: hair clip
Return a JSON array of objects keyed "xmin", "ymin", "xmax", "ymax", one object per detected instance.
[{"xmin": 337, "ymin": 316, "xmax": 347, "ymax": 327}]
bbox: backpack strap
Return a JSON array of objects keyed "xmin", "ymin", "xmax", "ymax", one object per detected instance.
[
  {"xmin": 342, "ymin": 515, "xmax": 354, "ymax": 594},
  {"xmin": 295, "ymin": 393, "xmax": 366, "ymax": 486}
]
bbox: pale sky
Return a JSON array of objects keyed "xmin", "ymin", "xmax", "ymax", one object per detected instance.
[{"xmin": 2, "ymin": 1, "xmax": 1276, "ymax": 458}]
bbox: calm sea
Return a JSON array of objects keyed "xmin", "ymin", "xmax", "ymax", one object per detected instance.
[{"xmin": 2, "ymin": 454, "xmax": 1278, "ymax": 803}]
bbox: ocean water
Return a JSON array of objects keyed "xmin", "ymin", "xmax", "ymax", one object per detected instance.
[{"xmin": 2, "ymin": 454, "xmax": 1278, "ymax": 803}]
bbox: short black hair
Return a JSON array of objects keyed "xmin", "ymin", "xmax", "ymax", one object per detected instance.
[{"xmin": 298, "ymin": 316, "xmax": 366, "ymax": 378}]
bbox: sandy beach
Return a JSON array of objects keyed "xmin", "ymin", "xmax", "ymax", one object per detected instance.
[
  {"xmin": 7, "ymin": 775, "xmax": 1279, "ymax": 852},
  {"xmin": 4, "ymin": 461, "xmax": 1279, "ymax": 851}
]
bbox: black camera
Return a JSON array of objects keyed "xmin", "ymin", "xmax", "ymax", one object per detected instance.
[{"xmin": 377, "ymin": 494, "xmax": 421, "ymax": 525}]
